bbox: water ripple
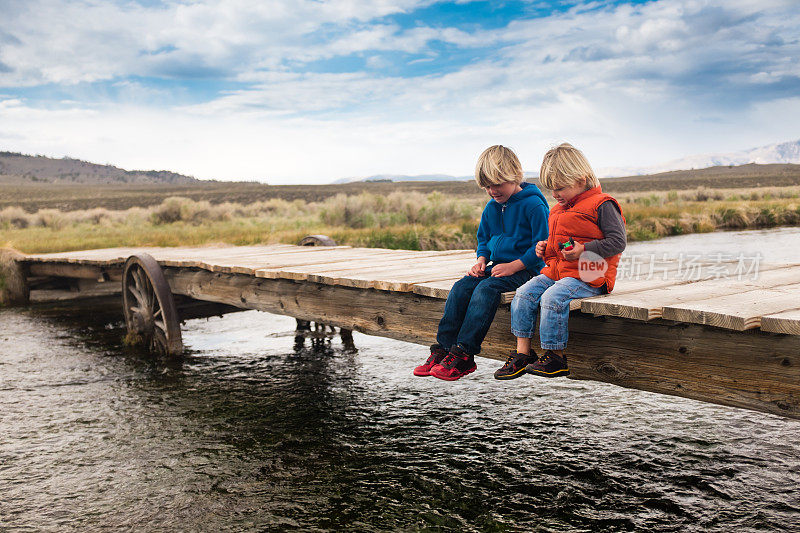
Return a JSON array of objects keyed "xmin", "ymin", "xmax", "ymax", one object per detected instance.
[{"xmin": 2, "ymin": 300, "xmax": 800, "ymax": 531}]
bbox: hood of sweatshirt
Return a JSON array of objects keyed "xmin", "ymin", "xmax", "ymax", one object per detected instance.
[{"xmin": 498, "ymin": 181, "xmax": 548, "ymax": 207}]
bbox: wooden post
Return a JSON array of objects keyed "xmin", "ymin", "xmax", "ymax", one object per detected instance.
[
  {"xmin": 162, "ymin": 268, "xmax": 800, "ymax": 420},
  {"xmin": 0, "ymin": 248, "xmax": 29, "ymax": 306},
  {"xmin": 295, "ymin": 234, "xmax": 352, "ymax": 345}
]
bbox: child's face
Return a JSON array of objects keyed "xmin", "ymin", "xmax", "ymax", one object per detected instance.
[
  {"xmin": 484, "ymin": 181, "xmax": 521, "ymax": 204},
  {"xmin": 551, "ymin": 177, "xmax": 588, "ymax": 206}
]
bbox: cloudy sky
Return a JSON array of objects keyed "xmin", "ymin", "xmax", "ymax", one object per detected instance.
[{"xmin": 0, "ymin": 0, "xmax": 798, "ymax": 183}]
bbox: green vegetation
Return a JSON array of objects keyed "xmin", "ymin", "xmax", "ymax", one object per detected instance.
[
  {"xmin": 1, "ymin": 193, "xmax": 484, "ymax": 253},
  {"xmin": 3, "ymin": 185, "xmax": 800, "ymax": 254}
]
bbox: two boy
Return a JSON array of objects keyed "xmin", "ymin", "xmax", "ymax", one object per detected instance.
[
  {"xmin": 413, "ymin": 145, "xmax": 549, "ymax": 380},
  {"xmin": 414, "ymin": 143, "xmax": 626, "ymax": 381}
]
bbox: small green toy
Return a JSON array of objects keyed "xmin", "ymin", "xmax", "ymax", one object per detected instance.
[{"xmin": 559, "ymin": 237, "xmax": 575, "ymax": 251}]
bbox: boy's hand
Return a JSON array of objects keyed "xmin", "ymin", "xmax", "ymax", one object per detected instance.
[
  {"xmin": 562, "ymin": 241, "xmax": 584, "ymax": 261},
  {"xmin": 491, "ymin": 259, "xmax": 525, "ymax": 277},
  {"xmin": 535, "ymin": 240, "xmax": 547, "ymax": 258},
  {"xmin": 468, "ymin": 257, "xmax": 487, "ymax": 277}
]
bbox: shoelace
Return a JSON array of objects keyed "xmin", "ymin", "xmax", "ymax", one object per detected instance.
[
  {"xmin": 440, "ymin": 353, "xmax": 457, "ymax": 367},
  {"xmin": 426, "ymin": 349, "xmax": 445, "ymax": 365},
  {"xmin": 538, "ymin": 354, "xmax": 551, "ymax": 365}
]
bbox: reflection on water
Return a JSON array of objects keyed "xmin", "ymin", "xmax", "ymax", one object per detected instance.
[{"xmin": 2, "ymin": 228, "xmax": 800, "ymax": 531}]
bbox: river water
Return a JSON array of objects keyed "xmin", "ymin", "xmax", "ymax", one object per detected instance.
[{"xmin": 2, "ymin": 228, "xmax": 800, "ymax": 532}]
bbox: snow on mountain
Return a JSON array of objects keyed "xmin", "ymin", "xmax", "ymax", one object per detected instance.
[
  {"xmin": 332, "ymin": 140, "xmax": 800, "ymax": 183},
  {"xmin": 598, "ymin": 139, "xmax": 800, "ymax": 178}
]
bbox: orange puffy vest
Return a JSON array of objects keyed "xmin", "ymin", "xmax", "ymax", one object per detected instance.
[{"xmin": 540, "ymin": 186, "xmax": 624, "ymax": 292}]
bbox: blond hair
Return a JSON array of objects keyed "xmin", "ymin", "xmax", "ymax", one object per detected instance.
[
  {"xmin": 474, "ymin": 145, "xmax": 524, "ymax": 187},
  {"xmin": 539, "ymin": 143, "xmax": 599, "ymax": 190}
]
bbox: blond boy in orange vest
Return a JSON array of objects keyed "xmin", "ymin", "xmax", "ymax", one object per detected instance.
[{"xmin": 493, "ymin": 143, "xmax": 626, "ymax": 380}]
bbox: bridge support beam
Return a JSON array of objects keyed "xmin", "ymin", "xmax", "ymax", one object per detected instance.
[{"xmin": 163, "ymin": 268, "xmax": 800, "ymax": 420}]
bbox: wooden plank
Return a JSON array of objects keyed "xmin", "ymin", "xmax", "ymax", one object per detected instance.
[
  {"xmin": 29, "ymin": 282, "xmax": 120, "ymax": 302},
  {"xmin": 162, "ymin": 268, "xmax": 800, "ymax": 420},
  {"xmin": 157, "ymin": 245, "xmax": 470, "ymax": 275},
  {"xmin": 23, "ymin": 244, "xmax": 333, "ymax": 267},
  {"xmin": 315, "ymin": 258, "xmax": 474, "ymax": 290},
  {"xmin": 661, "ymin": 282, "xmax": 800, "ymax": 330},
  {"xmin": 260, "ymin": 250, "xmax": 474, "ymax": 281},
  {"xmin": 27, "ymin": 262, "xmax": 123, "ymax": 281},
  {"xmin": 255, "ymin": 249, "xmax": 467, "ymax": 275},
  {"xmin": 308, "ymin": 255, "xmax": 472, "ymax": 284},
  {"xmin": 413, "ymin": 279, "xmax": 460, "ymax": 299},
  {"xmin": 761, "ymin": 309, "xmax": 800, "ymax": 335},
  {"xmin": 581, "ymin": 264, "xmax": 800, "ymax": 321},
  {"xmin": 194, "ymin": 248, "xmax": 400, "ymax": 274},
  {"xmin": 24, "ymin": 248, "xmax": 156, "ymax": 266},
  {"xmin": 152, "ymin": 245, "xmax": 354, "ymax": 269},
  {"xmin": 165, "ymin": 247, "xmax": 382, "ymax": 272},
  {"xmin": 372, "ymin": 270, "xmax": 475, "ymax": 292}
]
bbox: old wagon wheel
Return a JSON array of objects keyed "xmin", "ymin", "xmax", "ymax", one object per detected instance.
[{"xmin": 122, "ymin": 253, "xmax": 182, "ymax": 356}]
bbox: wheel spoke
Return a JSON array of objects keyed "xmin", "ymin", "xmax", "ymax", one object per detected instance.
[
  {"xmin": 129, "ymin": 269, "xmax": 150, "ymax": 308},
  {"xmin": 137, "ymin": 270, "xmax": 154, "ymax": 311},
  {"xmin": 128, "ymin": 283, "xmax": 147, "ymax": 309},
  {"xmin": 132, "ymin": 268, "xmax": 145, "ymax": 293}
]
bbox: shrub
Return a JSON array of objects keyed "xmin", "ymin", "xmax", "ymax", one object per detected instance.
[
  {"xmin": 716, "ymin": 207, "xmax": 751, "ymax": 228},
  {"xmin": 33, "ymin": 209, "xmax": 66, "ymax": 229},
  {"xmin": 0, "ymin": 207, "xmax": 31, "ymax": 229},
  {"xmin": 151, "ymin": 197, "xmax": 186, "ymax": 224}
]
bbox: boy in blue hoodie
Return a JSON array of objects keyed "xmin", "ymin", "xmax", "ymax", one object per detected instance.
[{"xmin": 413, "ymin": 145, "xmax": 549, "ymax": 381}]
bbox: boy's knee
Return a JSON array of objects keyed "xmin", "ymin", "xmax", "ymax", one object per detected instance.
[
  {"xmin": 515, "ymin": 281, "xmax": 545, "ymax": 302},
  {"xmin": 472, "ymin": 283, "xmax": 497, "ymax": 301},
  {"xmin": 449, "ymin": 276, "xmax": 476, "ymax": 298},
  {"xmin": 510, "ymin": 294, "xmax": 530, "ymax": 314},
  {"xmin": 540, "ymin": 288, "xmax": 569, "ymax": 312}
]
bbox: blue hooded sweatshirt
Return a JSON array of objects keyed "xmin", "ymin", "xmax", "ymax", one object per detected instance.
[{"xmin": 475, "ymin": 182, "xmax": 549, "ymax": 273}]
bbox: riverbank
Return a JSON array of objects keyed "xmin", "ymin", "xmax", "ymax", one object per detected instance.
[{"xmin": 3, "ymin": 186, "xmax": 800, "ymax": 253}]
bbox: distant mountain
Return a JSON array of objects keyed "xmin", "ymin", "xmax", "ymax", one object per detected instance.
[
  {"xmin": 335, "ymin": 171, "xmax": 541, "ymax": 184},
  {"xmin": 598, "ymin": 139, "xmax": 800, "ymax": 178},
  {"xmin": 333, "ymin": 173, "xmax": 470, "ymax": 184},
  {"xmin": 0, "ymin": 151, "xmax": 200, "ymax": 185}
]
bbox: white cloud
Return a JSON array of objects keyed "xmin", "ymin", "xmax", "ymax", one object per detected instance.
[
  {"xmin": 0, "ymin": 0, "xmax": 451, "ymax": 86},
  {"xmin": 0, "ymin": 0, "xmax": 798, "ymax": 182}
]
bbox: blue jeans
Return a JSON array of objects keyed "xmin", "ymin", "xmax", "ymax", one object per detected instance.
[
  {"xmin": 510, "ymin": 274, "xmax": 604, "ymax": 350},
  {"xmin": 437, "ymin": 265, "xmax": 533, "ymax": 355}
]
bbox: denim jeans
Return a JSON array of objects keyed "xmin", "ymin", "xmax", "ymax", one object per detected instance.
[
  {"xmin": 510, "ymin": 274, "xmax": 604, "ymax": 350},
  {"xmin": 437, "ymin": 265, "xmax": 533, "ymax": 355}
]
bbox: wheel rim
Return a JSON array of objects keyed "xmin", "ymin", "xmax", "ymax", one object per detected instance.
[{"xmin": 122, "ymin": 254, "xmax": 182, "ymax": 356}]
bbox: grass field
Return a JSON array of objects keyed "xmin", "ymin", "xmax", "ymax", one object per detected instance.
[{"xmin": 3, "ymin": 178, "xmax": 800, "ymax": 253}]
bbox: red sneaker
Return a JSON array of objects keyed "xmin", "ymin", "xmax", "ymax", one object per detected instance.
[
  {"xmin": 430, "ymin": 346, "xmax": 476, "ymax": 381},
  {"xmin": 413, "ymin": 344, "xmax": 448, "ymax": 376}
]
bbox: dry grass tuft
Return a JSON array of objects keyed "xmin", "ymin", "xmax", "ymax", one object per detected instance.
[
  {"xmin": 0, "ymin": 247, "xmax": 29, "ymax": 306},
  {"xmin": 0, "ymin": 206, "xmax": 32, "ymax": 229}
]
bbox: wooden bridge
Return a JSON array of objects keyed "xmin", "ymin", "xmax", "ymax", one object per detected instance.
[{"xmin": 7, "ymin": 241, "xmax": 800, "ymax": 420}]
